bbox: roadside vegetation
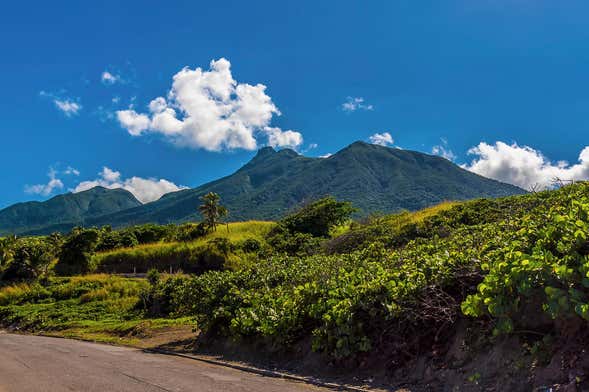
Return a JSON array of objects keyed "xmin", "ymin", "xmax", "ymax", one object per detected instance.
[{"xmin": 2, "ymin": 185, "xmax": 589, "ymax": 388}]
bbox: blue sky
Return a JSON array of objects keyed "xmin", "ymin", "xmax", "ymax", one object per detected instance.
[{"xmin": 1, "ymin": 0, "xmax": 589, "ymax": 208}]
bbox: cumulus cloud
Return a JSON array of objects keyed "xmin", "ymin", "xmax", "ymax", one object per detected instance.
[
  {"xmin": 73, "ymin": 167, "xmax": 188, "ymax": 203},
  {"xmin": 265, "ymin": 127, "xmax": 303, "ymax": 149},
  {"xmin": 342, "ymin": 97, "xmax": 373, "ymax": 112},
  {"xmin": 432, "ymin": 138, "xmax": 456, "ymax": 161},
  {"xmin": 463, "ymin": 141, "xmax": 589, "ymax": 190},
  {"xmin": 116, "ymin": 58, "xmax": 303, "ymax": 151},
  {"xmin": 101, "ymin": 71, "xmax": 121, "ymax": 85},
  {"xmin": 369, "ymin": 132, "xmax": 394, "ymax": 146}
]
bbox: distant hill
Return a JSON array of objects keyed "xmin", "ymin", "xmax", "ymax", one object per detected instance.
[
  {"xmin": 0, "ymin": 187, "xmax": 141, "ymax": 235},
  {"xmin": 86, "ymin": 141, "xmax": 526, "ymax": 228},
  {"xmin": 0, "ymin": 142, "xmax": 526, "ymax": 235}
]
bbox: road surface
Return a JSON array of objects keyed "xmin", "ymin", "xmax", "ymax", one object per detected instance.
[{"xmin": 0, "ymin": 332, "xmax": 326, "ymax": 392}]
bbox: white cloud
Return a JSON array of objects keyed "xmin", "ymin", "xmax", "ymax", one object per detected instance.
[
  {"xmin": 369, "ymin": 132, "xmax": 394, "ymax": 146},
  {"xmin": 463, "ymin": 141, "xmax": 589, "ymax": 190},
  {"xmin": 64, "ymin": 166, "xmax": 80, "ymax": 176},
  {"xmin": 24, "ymin": 166, "xmax": 81, "ymax": 196},
  {"xmin": 342, "ymin": 96, "xmax": 374, "ymax": 112},
  {"xmin": 101, "ymin": 71, "xmax": 121, "ymax": 85},
  {"xmin": 117, "ymin": 110, "xmax": 151, "ymax": 136},
  {"xmin": 116, "ymin": 58, "xmax": 303, "ymax": 151},
  {"xmin": 24, "ymin": 168, "xmax": 64, "ymax": 196},
  {"xmin": 265, "ymin": 127, "xmax": 303, "ymax": 149},
  {"xmin": 73, "ymin": 167, "xmax": 188, "ymax": 203},
  {"xmin": 40, "ymin": 91, "xmax": 82, "ymax": 117},
  {"xmin": 319, "ymin": 153, "xmax": 333, "ymax": 158},
  {"xmin": 432, "ymin": 138, "xmax": 456, "ymax": 161}
]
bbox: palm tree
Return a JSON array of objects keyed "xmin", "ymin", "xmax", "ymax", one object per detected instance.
[{"xmin": 199, "ymin": 192, "xmax": 228, "ymax": 232}]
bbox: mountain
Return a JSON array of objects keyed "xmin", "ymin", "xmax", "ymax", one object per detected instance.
[
  {"xmin": 0, "ymin": 142, "xmax": 526, "ymax": 235},
  {"xmin": 0, "ymin": 187, "xmax": 142, "ymax": 235},
  {"xmin": 85, "ymin": 141, "xmax": 525, "ymax": 227}
]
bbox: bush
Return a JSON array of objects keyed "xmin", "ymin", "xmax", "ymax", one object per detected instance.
[
  {"xmin": 55, "ymin": 228, "xmax": 100, "ymax": 276},
  {"xmin": 279, "ymin": 197, "xmax": 355, "ymax": 237},
  {"xmin": 2, "ymin": 238, "xmax": 56, "ymax": 281}
]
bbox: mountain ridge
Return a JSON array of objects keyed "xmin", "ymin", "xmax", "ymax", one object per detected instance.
[
  {"xmin": 0, "ymin": 142, "xmax": 526, "ymax": 235},
  {"xmin": 0, "ymin": 187, "xmax": 142, "ymax": 235}
]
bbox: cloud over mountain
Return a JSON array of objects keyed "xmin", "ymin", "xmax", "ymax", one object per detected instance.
[
  {"xmin": 116, "ymin": 58, "xmax": 303, "ymax": 151},
  {"xmin": 73, "ymin": 167, "xmax": 187, "ymax": 203},
  {"xmin": 463, "ymin": 141, "xmax": 589, "ymax": 190}
]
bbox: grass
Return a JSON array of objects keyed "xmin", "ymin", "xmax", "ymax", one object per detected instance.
[
  {"xmin": 91, "ymin": 221, "xmax": 275, "ymax": 273},
  {"xmin": 0, "ymin": 275, "xmax": 196, "ymax": 347}
]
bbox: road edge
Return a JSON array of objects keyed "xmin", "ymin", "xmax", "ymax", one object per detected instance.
[
  {"xmin": 145, "ymin": 348, "xmax": 375, "ymax": 392},
  {"xmin": 0, "ymin": 330, "xmax": 375, "ymax": 392}
]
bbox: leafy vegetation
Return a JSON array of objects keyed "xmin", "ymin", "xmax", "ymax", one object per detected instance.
[
  {"xmin": 199, "ymin": 192, "xmax": 228, "ymax": 232},
  {"xmin": 2, "ymin": 183, "xmax": 589, "ymax": 381},
  {"xmin": 129, "ymin": 184, "xmax": 589, "ymax": 361}
]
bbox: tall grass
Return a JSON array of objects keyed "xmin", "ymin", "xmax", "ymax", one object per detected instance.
[
  {"xmin": 92, "ymin": 221, "xmax": 274, "ymax": 273},
  {"xmin": 0, "ymin": 275, "xmax": 147, "ymax": 306}
]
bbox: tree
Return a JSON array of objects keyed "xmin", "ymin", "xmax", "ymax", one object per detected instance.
[
  {"xmin": 3, "ymin": 238, "xmax": 55, "ymax": 280},
  {"xmin": 55, "ymin": 228, "xmax": 100, "ymax": 276},
  {"xmin": 0, "ymin": 235, "xmax": 17, "ymax": 268},
  {"xmin": 279, "ymin": 196, "xmax": 356, "ymax": 237},
  {"xmin": 199, "ymin": 192, "xmax": 228, "ymax": 232}
]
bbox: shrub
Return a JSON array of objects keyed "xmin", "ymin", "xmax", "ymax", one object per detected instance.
[
  {"xmin": 55, "ymin": 228, "xmax": 100, "ymax": 276},
  {"xmin": 279, "ymin": 197, "xmax": 355, "ymax": 237}
]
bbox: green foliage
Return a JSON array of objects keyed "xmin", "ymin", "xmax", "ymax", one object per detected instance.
[
  {"xmin": 3, "ymin": 238, "xmax": 55, "ymax": 280},
  {"xmin": 0, "ymin": 275, "xmax": 148, "ymax": 333},
  {"xmin": 461, "ymin": 184, "xmax": 589, "ymax": 335},
  {"xmin": 90, "ymin": 221, "xmax": 273, "ymax": 273},
  {"xmin": 267, "ymin": 197, "xmax": 354, "ymax": 255},
  {"xmin": 54, "ymin": 228, "xmax": 101, "ymax": 276},
  {"xmin": 199, "ymin": 192, "xmax": 228, "ymax": 232},
  {"xmin": 0, "ymin": 235, "xmax": 17, "ymax": 268},
  {"xmin": 145, "ymin": 183, "xmax": 589, "ymax": 361},
  {"xmin": 279, "ymin": 197, "xmax": 355, "ymax": 238},
  {"xmin": 5, "ymin": 181, "xmax": 589, "ymax": 369}
]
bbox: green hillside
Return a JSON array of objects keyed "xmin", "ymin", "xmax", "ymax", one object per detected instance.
[
  {"xmin": 88, "ymin": 141, "xmax": 526, "ymax": 228},
  {"xmin": 0, "ymin": 187, "xmax": 142, "ymax": 235},
  {"xmin": 0, "ymin": 142, "xmax": 525, "ymax": 235}
]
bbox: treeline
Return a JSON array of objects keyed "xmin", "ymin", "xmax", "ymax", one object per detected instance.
[
  {"xmin": 0, "ymin": 221, "xmax": 217, "ymax": 280},
  {"xmin": 0, "ymin": 196, "xmax": 355, "ymax": 280}
]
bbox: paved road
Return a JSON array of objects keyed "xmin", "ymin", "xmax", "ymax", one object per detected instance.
[{"xmin": 0, "ymin": 332, "xmax": 325, "ymax": 392}]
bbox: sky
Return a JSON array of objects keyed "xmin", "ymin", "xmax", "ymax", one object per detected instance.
[{"xmin": 1, "ymin": 0, "xmax": 589, "ymax": 208}]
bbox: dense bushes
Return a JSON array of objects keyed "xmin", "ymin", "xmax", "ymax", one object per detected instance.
[
  {"xmin": 141, "ymin": 183, "xmax": 589, "ymax": 361},
  {"xmin": 462, "ymin": 186, "xmax": 589, "ymax": 335},
  {"xmin": 267, "ymin": 197, "xmax": 354, "ymax": 255}
]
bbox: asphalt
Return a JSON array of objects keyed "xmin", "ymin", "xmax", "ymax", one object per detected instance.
[{"xmin": 0, "ymin": 332, "xmax": 326, "ymax": 392}]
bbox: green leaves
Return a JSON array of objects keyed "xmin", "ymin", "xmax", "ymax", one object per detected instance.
[{"xmin": 461, "ymin": 183, "xmax": 589, "ymax": 334}]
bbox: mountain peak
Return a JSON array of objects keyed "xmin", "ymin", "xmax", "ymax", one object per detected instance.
[
  {"xmin": 350, "ymin": 140, "xmax": 371, "ymax": 147},
  {"xmin": 255, "ymin": 146, "xmax": 276, "ymax": 158}
]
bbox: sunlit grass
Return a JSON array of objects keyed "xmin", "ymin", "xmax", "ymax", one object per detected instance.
[{"xmin": 91, "ymin": 221, "xmax": 275, "ymax": 273}]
